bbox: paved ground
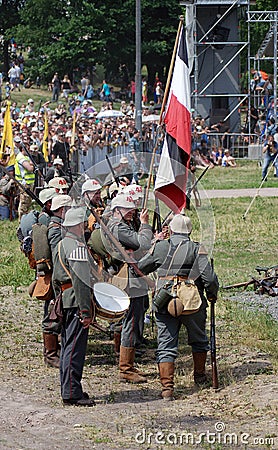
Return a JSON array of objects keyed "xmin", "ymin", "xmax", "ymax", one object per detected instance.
[{"xmin": 200, "ymin": 187, "xmax": 278, "ymax": 199}]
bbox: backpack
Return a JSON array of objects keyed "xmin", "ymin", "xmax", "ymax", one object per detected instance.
[
  {"xmin": 19, "ymin": 210, "xmax": 40, "ymax": 239},
  {"xmin": 17, "ymin": 210, "xmax": 40, "ymax": 268},
  {"xmin": 32, "ymin": 223, "xmax": 52, "ymax": 272}
]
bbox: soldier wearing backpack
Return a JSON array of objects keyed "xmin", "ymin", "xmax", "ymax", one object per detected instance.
[{"xmin": 40, "ymin": 194, "xmax": 72, "ymax": 368}]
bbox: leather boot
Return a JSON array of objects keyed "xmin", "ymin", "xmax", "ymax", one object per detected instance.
[
  {"xmin": 158, "ymin": 362, "xmax": 174, "ymax": 401},
  {"xmin": 43, "ymin": 333, "xmax": 60, "ymax": 368},
  {"xmin": 114, "ymin": 331, "xmax": 121, "ymax": 357},
  {"xmin": 119, "ymin": 346, "xmax": 147, "ymax": 383},
  {"xmin": 192, "ymin": 352, "xmax": 207, "ymax": 385}
]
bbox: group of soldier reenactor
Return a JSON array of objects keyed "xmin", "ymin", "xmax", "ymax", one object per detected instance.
[{"xmin": 11, "ymin": 159, "xmax": 219, "ymax": 406}]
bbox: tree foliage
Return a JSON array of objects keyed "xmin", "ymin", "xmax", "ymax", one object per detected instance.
[
  {"xmin": 0, "ymin": 0, "xmax": 24, "ymax": 73},
  {"xmin": 8, "ymin": 0, "xmax": 182, "ymax": 86},
  {"xmin": 2, "ymin": 0, "xmax": 276, "ymax": 87}
]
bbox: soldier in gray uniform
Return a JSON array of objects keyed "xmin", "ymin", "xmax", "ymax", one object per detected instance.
[
  {"xmin": 41, "ymin": 194, "xmax": 72, "ymax": 368},
  {"xmin": 52, "ymin": 207, "xmax": 95, "ymax": 406},
  {"xmin": 138, "ymin": 214, "xmax": 219, "ymax": 400},
  {"xmin": 104, "ymin": 193, "xmax": 153, "ymax": 383}
]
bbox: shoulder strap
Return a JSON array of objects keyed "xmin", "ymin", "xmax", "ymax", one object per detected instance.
[
  {"xmin": 164, "ymin": 241, "xmax": 185, "ymax": 278},
  {"xmin": 57, "ymin": 241, "xmax": 72, "ymax": 279},
  {"xmin": 48, "ymin": 221, "xmax": 63, "ymax": 231}
]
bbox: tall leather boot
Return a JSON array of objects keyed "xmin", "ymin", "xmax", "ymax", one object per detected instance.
[
  {"xmin": 158, "ymin": 362, "xmax": 174, "ymax": 401},
  {"xmin": 192, "ymin": 351, "xmax": 207, "ymax": 385},
  {"xmin": 114, "ymin": 331, "xmax": 121, "ymax": 357},
  {"xmin": 43, "ymin": 333, "xmax": 60, "ymax": 368},
  {"xmin": 119, "ymin": 346, "xmax": 147, "ymax": 383}
]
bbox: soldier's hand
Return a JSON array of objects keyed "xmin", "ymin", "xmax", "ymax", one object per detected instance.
[
  {"xmin": 80, "ymin": 317, "xmax": 93, "ymax": 329},
  {"xmin": 154, "ymin": 231, "xmax": 164, "ymax": 241},
  {"xmin": 140, "ymin": 208, "xmax": 149, "ymax": 224}
]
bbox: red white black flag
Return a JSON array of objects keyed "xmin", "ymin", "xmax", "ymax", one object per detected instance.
[{"xmin": 154, "ymin": 24, "xmax": 191, "ymax": 213}]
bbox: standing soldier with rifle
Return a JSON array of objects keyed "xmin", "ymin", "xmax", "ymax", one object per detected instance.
[
  {"xmin": 14, "ymin": 141, "xmax": 35, "ymax": 219},
  {"xmin": 101, "ymin": 193, "xmax": 153, "ymax": 383},
  {"xmin": 138, "ymin": 214, "xmax": 219, "ymax": 400}
]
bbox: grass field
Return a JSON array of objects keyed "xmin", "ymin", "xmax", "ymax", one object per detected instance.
[
  {"xmin": 0, "ymin": 195, "xmax": 277, "ymax": 289},
  {"xmin": 196, "ymin": 160, "xmax": 277, "ymax": 189}
]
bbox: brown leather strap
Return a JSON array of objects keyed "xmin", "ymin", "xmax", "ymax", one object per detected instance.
[
  {"xmin": 61, "ymin": 282, "xmax": 73, "ymax": 292},
  {"xmin": 160, "ymin": 275, "xmax": 188, "ymax": 281}
]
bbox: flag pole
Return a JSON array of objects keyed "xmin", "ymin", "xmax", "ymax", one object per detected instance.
[
  {"xmin": 159, "ymin": 15, "xmax": 185, "ymax": 126},
  {"xmin": 143, "ymin": 16, "xmax": 184, "ymax": 209}
]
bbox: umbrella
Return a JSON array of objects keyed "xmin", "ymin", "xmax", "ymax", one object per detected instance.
[
  {"xmin": 142, "ymin": 114, "xmax": 161, "ymax": 123},
  {"xmin": 96, "ymin": 110, "xmax": 124, "ymax": 119}
]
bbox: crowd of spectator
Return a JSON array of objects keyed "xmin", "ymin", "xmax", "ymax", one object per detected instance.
[{"xmin": 4, "ymin": 65, "xmax": 278, "ymax": 188}]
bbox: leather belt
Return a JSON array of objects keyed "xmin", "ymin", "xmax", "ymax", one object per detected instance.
[
  {"xmin": 160, "ymin": 275, "xmax": 188, "ymax": 281},
  {"xmin": 61, "ymin": 282, "xmax": 73, "ymax": 292}
]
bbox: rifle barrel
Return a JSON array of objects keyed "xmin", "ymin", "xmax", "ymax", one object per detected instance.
[
  {"xmin": 106, "ymin": 155, "xmax": 119, "ymax": 187},
  {"xmin": 210, "ymin": 258, "xmax": 219, "ymax": 389}
]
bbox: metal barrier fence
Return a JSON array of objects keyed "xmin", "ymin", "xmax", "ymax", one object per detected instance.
[
  {"xmin": 75, "ymin": 132, "xmax": 262, "ymax": 175},
  {"xmin": 192, "ymin": 133, "xmax": 261, "ymax": 159}
]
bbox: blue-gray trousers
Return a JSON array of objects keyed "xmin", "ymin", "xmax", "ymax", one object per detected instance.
[
  {"xmin": 155, "ymin": 308, "xmax": 209, "ymax": 363},
  {"xmin": 121, "ymin": 294, "xmax": 147, "ymax": 348},
  {"xmin": 60, "ymin": 308, "xmax": 89, "ymax": 400}
]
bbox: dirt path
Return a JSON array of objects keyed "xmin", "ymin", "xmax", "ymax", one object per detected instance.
[{"xmin": 0, "ymin": 286, "xmax": 277, "ymax": 450}]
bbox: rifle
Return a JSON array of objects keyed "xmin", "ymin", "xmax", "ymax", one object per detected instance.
[
  {"xmin": 0, "ymin": 164, "xmax": 44, "ymax": 208},
  {"xmin": 105, "ymin": 155, "xmax": 120, "ymax": 187},
  {"xmin": 152, "ymin": 173, "xmax": 162, "ymax": 233},
  {"xmin": 20, "ymin": 141, "xmax": 45, "ymax": 181},
  {"xmin": 85, "ymin": 198, "xmax": 155, "ymax": 290},
  {"xmin": 186, "ymin": 165, "xmax": 209, "ymax": 209},
  {"xmin": 210, "ymin": 258, "xmax": 219, "ymax": 390},
  {"xmin": 222, "ymin": 279, "xmax": 256, "ymax": 290}
]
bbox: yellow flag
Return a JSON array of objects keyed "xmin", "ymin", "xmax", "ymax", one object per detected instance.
[
  {"xmin": 70, "ymin": 110, "xmax": 76, "ymax": 153},
  {"xmin": 42, "ymin": 113, "xmax": 49, "ymax": 162},
  {"xmin": 0, "ymin": 101, "xmax": 15, "ymax": 165}
]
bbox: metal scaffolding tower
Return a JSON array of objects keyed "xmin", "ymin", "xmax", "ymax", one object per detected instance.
[
  {"xmin": 180, "ymin": 1, "xmax": 278, "ymax": 133},
  {"xmin": 248, "ymin": 10, "xmax": 278, "ymax": 123},
  {"xmin": 181, "ymin": 0, "xmax": 249, "ymax": 132}
]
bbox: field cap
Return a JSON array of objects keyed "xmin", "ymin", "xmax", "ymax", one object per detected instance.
[
  {"xmin": 120, "ymin": 156, "xmax": 129, "ymax": 164},
  {"xmin": 39, "ymin": 187, "xmax": 57, "ymax": 204},
  {"xmin": 81, "ymin": 179, "xmax": 101, "ymax": 195},
  {"xmin": 48, "ymin": 177, "xmax": 69, "ymax": 189},
  {"xmin": 111, "ymin": 193, "xmax": 136, "ymax": 210},
  {"xmin": 63, "ymin": 207, "xmax": 87, "ymax": 226},
  {"xmin": 53, "ymin": 157, "xmax": 64, "ymax": 166},
  {"xmin": 109, "ymin": 182, "xmax": 119, "ymax": 197},
  {"xmin": 30, "ymin": 144, "xmax": 38, "ymax": 152},
  {"xmin": 169, "ymin": 214, "xmax": 192, "ymax": 234},
  {"xmin": 28, "ymin": 98, "xmax": 34, "ymax": 104},
  {"xmin": 121, "ymin": 185, "xmax": 141, "ymax": 201},
  {"xmin": 51, "ymin": 194, "xmax": 72, "ymax": 211}
]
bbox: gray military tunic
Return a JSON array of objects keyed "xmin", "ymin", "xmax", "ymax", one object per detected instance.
[
  {"xmin": 41, "ymin": 216, "xmax": 65, "ymax": 334},
  {"xmin": 104, "ymin": 216, "xmax": 153, "ymax": 348},
  {"xmin": 138, "ymin": 233, "xmax": 219, "ymax": 362},
  {"xmin": 52, "ymin": 232, "xmax": 93, "ymax": 401}
]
